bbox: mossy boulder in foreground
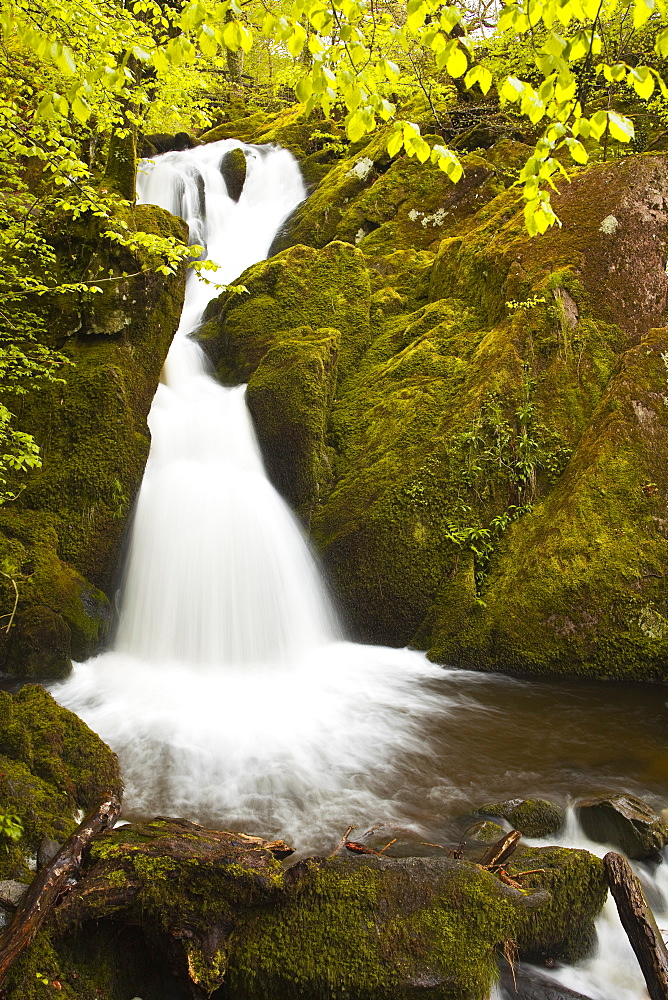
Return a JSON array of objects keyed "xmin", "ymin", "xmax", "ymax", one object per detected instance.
[
  {"xmin": 2, "ymin": 817, "xmax": 607, "ymax": 1000},
  {"xmin": 0, "ymin": 684, "xmax": 121, "ymax": 883}
]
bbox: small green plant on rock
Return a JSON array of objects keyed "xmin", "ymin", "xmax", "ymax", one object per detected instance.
[{"xmin": 0, "ymin": 811, "xmax": 23, "ymax": 844}]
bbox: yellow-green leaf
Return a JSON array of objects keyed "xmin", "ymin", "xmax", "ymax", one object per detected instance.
[{"xmin": 446, "ymin": 44, "xmax": 468, "ymax": 78}]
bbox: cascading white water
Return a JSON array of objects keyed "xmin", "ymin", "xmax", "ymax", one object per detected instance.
[
  {"xmin": 54, "ymin": 139, "xmax": 449, "ymax": 848},
  {"xmin": 513, "ymin": 809, "xmax": 668, "ymax": 1000},
  {"xmin": 122, "ymin": 141, "xmax": 338, "ymax": 665},
  {"xmin": 52, "ymin": 139, "xmax": 668, "ymax": 1000}
]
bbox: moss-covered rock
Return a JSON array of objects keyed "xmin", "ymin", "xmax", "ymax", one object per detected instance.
[
  {"xmin": 477, "ymin": 799, "xmax": 565, "ymax": 838},
  {"xmin": 506, "ymin": 846, "xmax": 607, "ymax": 964},
  {"xmin": 6, "ymin": 819, "xmax": 605, "ymax": 1000},
  {"xmin": 227, "ymin": 854, "xmax": 525, "ymax": 1000},
  {"xmin": 198, "ymin": 240, "xmax": 370, "ymax": 389},
  {"xmin": 427, "ymin": 325, "xmax": 668, "ymax": 679},
  {"xmin": 220, "ymin": 145, "xmax": 247, "ymax": 201},
  {"xmin": 0, "ymin": 205, "xmax": 187, "ymax": 678},
  {"xmin": 246, "ymin": 329, "xmax": 339, "ymax": 522},
  {"xmin": 53, "ymin": 818, "xmax": 288, "ymax": 998},
  {"xmin": 0, "ymin": 685, "xmax": 121, "ymax": 881},
  {"xmin": 576, "ymin": 793, "xmax": 668, "ymax": 859}
]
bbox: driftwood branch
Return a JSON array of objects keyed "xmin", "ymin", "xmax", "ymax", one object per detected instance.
[
  {"xmin": 604, "ymin": 851, "xmax": 668, "ymax": 1000},
  {"xmin": 479, "ymin": 830, "xmax": 522, "ymax": 869},
  {"xmin": 0, "ymin": 792, "xmax": 121, "ymax": 985}
]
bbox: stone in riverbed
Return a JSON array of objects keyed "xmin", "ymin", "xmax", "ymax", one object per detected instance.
[
  {"xmin": 220, "ymin": 146, "xmax": 247, "ymax": 202},
  {"xmin": 498, "ymin": 962, "xmax": 596, "ymax": 999},
  {"xmin": 477, "ymin": 799, "xmax": 565, "ymax": 838},
  {"xmin": 0, "ymin": 879, "xmax": 27, "ymax": 908},
  {"xmin": 576, "ymin": 792, "xmax": 668, "ymax": 859}
]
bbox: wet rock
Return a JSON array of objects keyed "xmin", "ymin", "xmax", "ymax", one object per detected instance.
[
  {"xmin": 0, "ymin": 879, "xmax": 27, "ymax": 908},
  {"xmin": 37, "ymin": 837, "xmax": 61, "ymax": 869},
  {"xmin": 468, "ymin": 819, "xmax": 507, "ymax": 844},
  {"xmin": 508, "ymin": 846, "xmax": 608, "ymax": 964},
  {"xmin": 55, "ymin": 827, "xmax": 540, "ymax": 1000},
  {"xmin": 246, "ymin": 329, "xmax": 339, "ymax": 522},
  {"xmin": 220, "ymin": 146, "xmax": 247, "ymax": 202},
  {"xmin": 140, "ymin": 131, "xmax": 197, "ymax": 157},
  {"xmin": 499, "ymin": 962, "xmax": 596, "ymax": 999},
  {"xmin": 478, "ymin": 799, "xmax": 565, "ymax": 838},
  {"xmin": 576, "ymin": 793, "xmax": 668, "ymax": 859}
]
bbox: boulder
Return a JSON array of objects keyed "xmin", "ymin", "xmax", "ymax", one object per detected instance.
[
  {"xmin": 576, "ymin": 793, "xmax": 668, "ymax": 859},
  {"xmin": 220, "ymin": 146, "xmax": 247, "ymax": 201},
  {"xmin": 506, "ymin": 846, "xmax": 608, "ymax": 963},
  {"xmin": 0, "ymin": 685, "xmax": 121, "ymax": 883},
  {"xmin": 478, "ymin": 800, "xmax": 565, "ymax": 838},
  {"xmin": 0, "ymin": 880, "xmax": 27, "ymax": 909},
  {"xmin": 198, "ymin": 240, "xmax": 371, "ymax": 390},
  {"xmin": 246, "ymin": 330, "xmax": 339, "ymax": 521}
]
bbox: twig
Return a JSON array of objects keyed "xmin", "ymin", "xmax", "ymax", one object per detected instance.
[
  {"xmin": 330, "ymin": 825, "xmax": 355, "ymax": 857},
  {"xmin": 0, "ymin": 575, "xmax": 19, "ymax": 633}
]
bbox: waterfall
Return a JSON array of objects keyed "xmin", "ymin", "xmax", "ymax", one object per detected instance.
[
  {"xmin": 54, "ymin": 139, "xmax": 448, "ymax": 849},
  {"xmin": 119, "ymin": 142, "xmax": 338, "ymax": 666}
]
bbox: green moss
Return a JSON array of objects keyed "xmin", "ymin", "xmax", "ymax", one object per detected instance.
[
  {"xmin": 199, "ymin": 241, "xmax": 371, "ymax": 390},
  {"xmin": 507, "ymin": 847, "xmax": 607, "ymax": 963},
  {"xmin": 0, "ymin": 685, "xmax": 120, "ymax": 880},
  {"xmin": 246, "ymin": 329, "xmax": 339, "ymax": 521},
  {"xmin": 428, "ymin": 328, "xmax": 668, "ymax": 680},
  {"xmin": 0, "ymin": 204, "xmax": 187, "ymax": 678},
  {"xmin": 227, "ymin": 856, "xmax": 521, "ymax": 1000},
  {"xmin": 103, "ymin": 129, "xmax": 137, "ymax": 201},
  {"xmin": 478, "ymin": 799, "xmax": 565, "ymax": 838}
]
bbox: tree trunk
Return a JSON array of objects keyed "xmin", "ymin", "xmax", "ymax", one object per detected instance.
[
  {"xmin": 604, "ymin": 851, "xmax": 668, "ymax": 1000},
  {"xmin": 0, "ymin": 792, "xmax": 121, "ymax": 985}
]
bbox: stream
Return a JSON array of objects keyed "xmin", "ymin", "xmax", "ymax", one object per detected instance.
[{"xmin": 49, "ymin": 138, "xmax": 668, "ymax": 1000}]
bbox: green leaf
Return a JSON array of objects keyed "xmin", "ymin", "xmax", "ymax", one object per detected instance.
[
  {"xmin": 346, "ymin": 111, "xmax": 366, "ymax": 143},
  {"xmin": 607, "ymin": 111, "xmax": 635, "ymax": 142},
  {"xmin": 295, "ymin": 76, "xmax": 313, "ymax": 103},
  {"xmin": 71, "ymin": 95, "xmax": 91, "ymax": 123},
  {"xmin": 446, "ymin": 43, "xmax": 468, "ymax": 78},
  {"xmin": 628, "ymin": 66, "xmax": 654, "ymax": 99},
  {"xmin": 387, "ymin": 128, "xmax": 404, "ymax": 158},
  {"xmin": 634, "ymin": 0, "xmax": 655, "ymax": 28},
  {"xmin": 655, "ymin": 28, "xmax": 668, "ymax": 58},
  {"xmin": 500, "ymin": 75, "xmax": 524, "ymax": 102},
  {"xmin": 565, "ymin": 137, "xmax": 588, "ymax": 163}
]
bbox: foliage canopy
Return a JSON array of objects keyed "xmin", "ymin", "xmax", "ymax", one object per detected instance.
[{"xmin": 0, "ymin": 0, "xmax": 667, "ymax": 497}]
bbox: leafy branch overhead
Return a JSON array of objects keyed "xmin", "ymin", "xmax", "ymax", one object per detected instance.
[{"xmin": 3, "ymin": 0, "xmax": 668, "ymax": 234}]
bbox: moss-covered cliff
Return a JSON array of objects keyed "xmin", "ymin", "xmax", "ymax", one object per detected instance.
[
  {"xmin": 0, "ymin": 205, "xmax": 187, "ymax": 679},
  {"xmin": 199, "ymin": 109, "xmax": 668, "ymax": 681}
]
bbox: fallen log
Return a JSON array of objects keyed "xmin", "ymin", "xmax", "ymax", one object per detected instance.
[
  {"xmin": 0, "ymin": 792, "xmax": 121, "ymax": 985},
  {"xmin": 604, "ymin": 851, "xmax": 668, "ymax": 1000}
]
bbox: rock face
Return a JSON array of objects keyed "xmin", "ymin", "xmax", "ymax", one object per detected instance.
[
  {"xmin": 198, "ymin": 105, "xmax": 668, "ymax": 680},
  {"xmin": 576, "ymin": 793, "xmax": 668, "ymax": 859},
  {"xmin": 0, "ymin": 205, "xmax": 187, "ymax": 678},
  {"xmin": 1, "ymin": 818, "xmax": 607, "ymax": 1000}
]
